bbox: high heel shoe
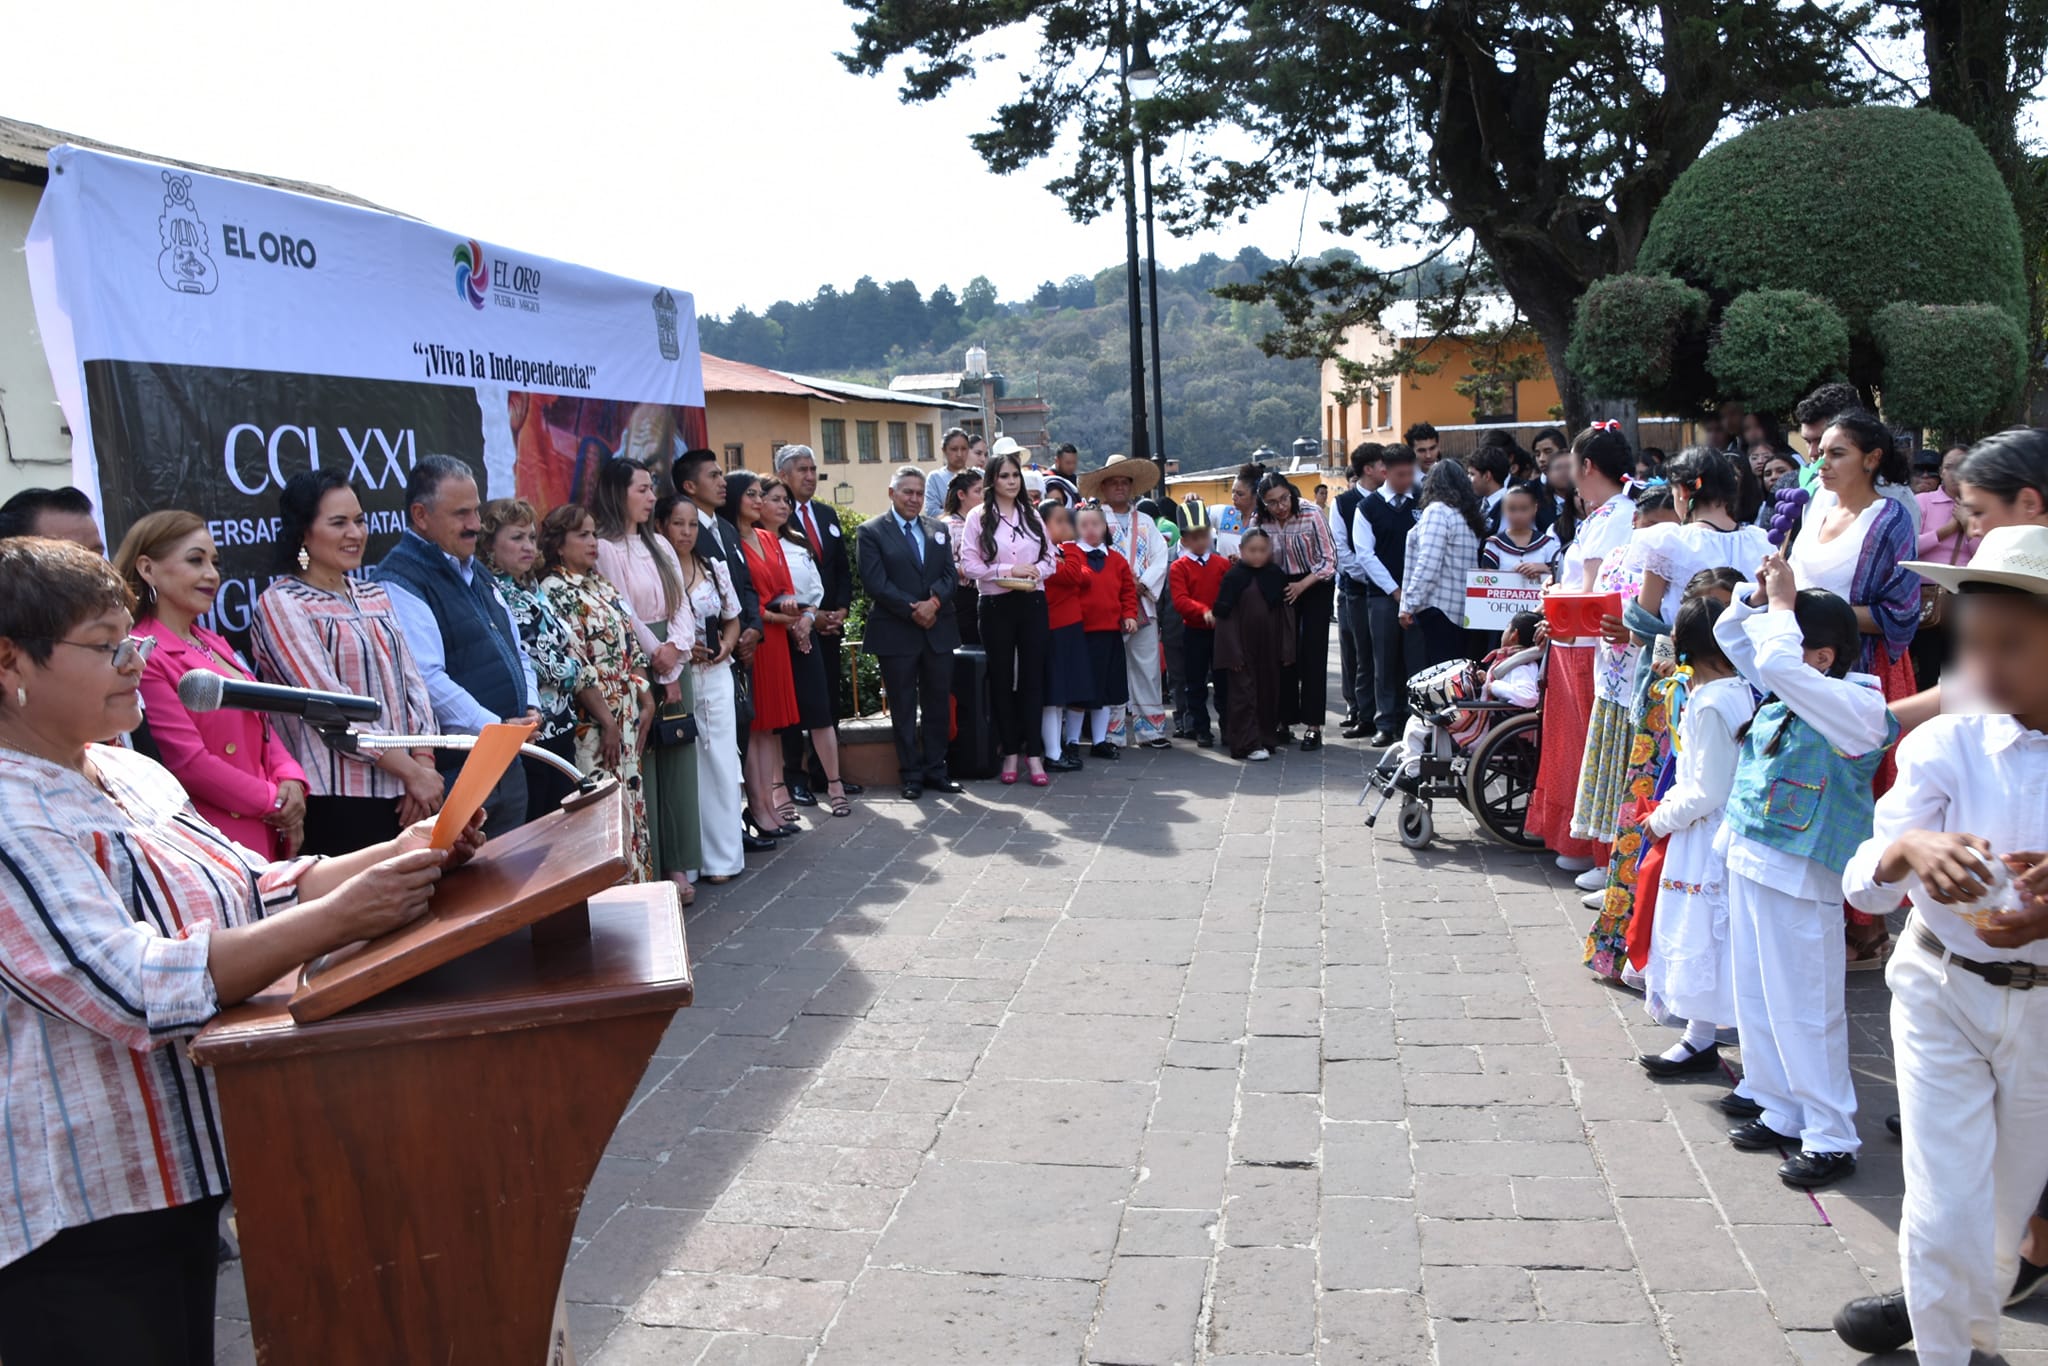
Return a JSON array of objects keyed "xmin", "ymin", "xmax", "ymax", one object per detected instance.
[
  {"xmin": 1027, "ymin": 759, "xmax": 1048, "ymax": 787},
  {"xmin": 827, "ymin": 780, "xmax": 852, "ymax": 817},
  {"xmin": 1000, "ymin": 760, "xmax": 1019, "ymax": 786},
  {"xmin": 743, "ymin": 812, "xmax": 781, "ymax": 847}
]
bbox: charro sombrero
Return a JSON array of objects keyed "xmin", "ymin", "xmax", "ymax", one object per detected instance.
[
  {"xmin": 1904, "ymin": 524, "xmax": 2048, "ymax": 594},
  {"xmin": 1077, "ymin": 452, "xmax": 1161, "ymax": 499}
]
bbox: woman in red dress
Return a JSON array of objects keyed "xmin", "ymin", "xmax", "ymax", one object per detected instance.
[{"xmin": 723, "ymin": 471, "xmax": 804, "ymax": 841}]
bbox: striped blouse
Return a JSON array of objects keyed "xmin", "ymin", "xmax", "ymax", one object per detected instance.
[
  {"xmin": 1263, "ymin": 506, "xmax": 1338, "ymax": 581},
  {"xmin": 251, "ymin": 576, "xmax": 435, "ymax": 799},
  {"xmin": 0, "ymin": 744, "xmax": 312, "ymax": 1269}
]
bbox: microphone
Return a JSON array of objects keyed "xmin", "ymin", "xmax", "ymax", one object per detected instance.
[{"xmin": 177, "ymin": 670, "xmax": 383, "ymax": 726}]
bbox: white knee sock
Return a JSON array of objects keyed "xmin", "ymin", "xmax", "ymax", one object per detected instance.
[
  {"xmin": 1089, "ymin": 708, "xmax": 1111, "ymax": 744},
  {"xmin": 1064, "ymin": 709, "xmax": 1085, "ymax": 745},
  {"xmin": 1660, "ymin": 1017, "xmax": 1721, "ymax": 1061},
  {"xmin": 1041, "ymin": 707, "xmax": 1064, "ymax": 760}
]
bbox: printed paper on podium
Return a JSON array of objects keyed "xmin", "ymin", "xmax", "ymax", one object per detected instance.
[{"xmin": 432, "ymin": 719, "xmax": 535, "ymax": 849}]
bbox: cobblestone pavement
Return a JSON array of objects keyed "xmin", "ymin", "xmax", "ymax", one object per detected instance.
[{"xmin": 217, "ymin": 736, "xmax": 2048, "ymax": 1364}]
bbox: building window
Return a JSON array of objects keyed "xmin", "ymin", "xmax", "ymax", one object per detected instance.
[
  {"xmin": 887, "ymin": 422, "xmax": 909, "ymax": 464},
  {"xmin": 724, "ymin": 442, "xmax": 745, "ymax": 470},
  {"xmin": 857, "ymin": 420, "xmax": 879, "ymax": 464},
  {"xmin": 820, "ymin": 420, "xmax": 848, "ymax": 464},
  {"xmin": 1378, "ymin": 386, "xmax": 1395, "ymax": 430},
  {"xmin": 916, "ymin": 424, "xmax": 935, "ymax": 462}
]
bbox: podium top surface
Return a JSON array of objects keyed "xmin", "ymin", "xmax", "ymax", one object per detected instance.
[
  {"xmin": 189, "ymin": 883, "xmax": 690, "ymax": 1065},
  {"xmin": 286, "ymin": 784, "xmax": 632, "ymax": 1024}
]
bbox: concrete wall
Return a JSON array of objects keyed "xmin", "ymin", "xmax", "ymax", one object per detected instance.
[{"xmin": 0, "ymin": 179, "xmax": 72, "ymax": 502}]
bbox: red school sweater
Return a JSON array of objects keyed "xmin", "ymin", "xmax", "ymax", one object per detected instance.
[
  {"xmin": 1045, "ymin": 542, "xmax": 1087, "ymax": 630},
  {"xmin": 1169, "ymin": 551, "xmax": 1228, "ymax": 630},
  {"xmin": 1072, "ymin": 542, "xmax": 1138, "ymax": 633}
]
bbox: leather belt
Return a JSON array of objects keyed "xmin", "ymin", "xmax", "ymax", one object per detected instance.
[{"xmin": 1913, "ymin": 922, "xmax": 2048, "ymax": 990}]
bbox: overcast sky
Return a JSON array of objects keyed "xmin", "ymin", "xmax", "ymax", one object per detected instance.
[{"xmin": 5, "ymin": 0, "xmax": 1347, "ymax": 320}]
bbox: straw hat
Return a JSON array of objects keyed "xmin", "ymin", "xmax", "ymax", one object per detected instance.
[
  {"xmin": 1904, "ymin": 524, "xmax": 2048, "ymax": 594},
  {"xmin": 1077, "ymin": 452, "xmax": 1161, "ymax": 499}
]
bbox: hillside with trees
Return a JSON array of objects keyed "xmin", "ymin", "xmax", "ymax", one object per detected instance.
[{"xmin": 698, "ymin": 247, "xmax": 1336, "ymax": 471}]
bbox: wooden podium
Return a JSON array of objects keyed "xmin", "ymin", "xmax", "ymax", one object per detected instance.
[{"xmin": 189, "ymin": 785, "xmax": 692, "ymax": 1366}]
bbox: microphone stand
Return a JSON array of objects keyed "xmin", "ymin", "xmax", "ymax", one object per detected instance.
[{"xmin": 311, "ymin": 717, "xmax": 590, "ymax": 787}]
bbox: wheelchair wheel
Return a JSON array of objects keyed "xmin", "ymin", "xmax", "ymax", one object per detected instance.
[
  {"xmin": 1397, "ymin": 797, "xmax": 1433, "ymax": 849},
  {"xmin": 1463, "ymin": 711, "xmax": 1545, "ymax": 849}
]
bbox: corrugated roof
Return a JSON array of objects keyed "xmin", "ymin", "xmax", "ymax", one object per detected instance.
[
  {"xmin": 890, "ymin": 373, "xmax": 965, "ymax": 392},
  {"xmin": 0, "ymin": 115, "xmax": 403, "ymax": 214},
  {"xmin": 781, "ymin": 371, "xmax": 979, "ymax": 410},
  {"xmin": 700, "ymin": 353, "xmax": 841, "ymax": 401}
]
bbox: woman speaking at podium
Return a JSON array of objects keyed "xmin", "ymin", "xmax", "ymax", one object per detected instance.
[{"xmin": 0, "ymin": 537, "xmax": 485, "ymax": 1365}]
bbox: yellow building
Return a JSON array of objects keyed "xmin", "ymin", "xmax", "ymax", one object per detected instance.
[
  {"xmin": 1320, "ymin": 297, "xmax": 1564, "ymax": 456},
  {"xmin": 1165, "ymin": 459, "xmax": 1337, "ymax": 512},
  {"xmin": 701, "ymin": 355, "xmax": 978, "ymax": 516}
]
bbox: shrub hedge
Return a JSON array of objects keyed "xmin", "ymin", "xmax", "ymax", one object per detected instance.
[
  {"xmin": 1706, "ymin": 289, "xmax": 1851, "ymax": 414},
  {"xmin": 1874, "ymin": 303, "xmax": 2029, "ymax": 437}
]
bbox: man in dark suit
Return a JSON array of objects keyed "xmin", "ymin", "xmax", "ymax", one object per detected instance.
[
  {"xmin": 675, "ymin": 449, "xmax": 773, "ymax": 852},
  {"xmin": 776, "ymin": 444, "xmax": 861, "ymax": 803},
  {"xmin": 858, "ymin": 465, "xmax": 962, "ymax": 799}
]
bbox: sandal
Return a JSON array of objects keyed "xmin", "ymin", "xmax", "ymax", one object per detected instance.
[
  {"xmin": 669, "ymin": 872, "xmax": 696, "ymax": 906},
  {"xmin": 772, "ymin": 782, "xmax": 800, "ymax": 828},
  {"xmin": 1846, "ymin": 934, "xmax": 1893, "ymax": 971},
  {"xmin": 827, "ymin": 780, "xmax": 852, "ymax": 818}
]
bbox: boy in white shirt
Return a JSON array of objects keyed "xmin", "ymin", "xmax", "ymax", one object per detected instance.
[{"xmin": 1832, "ymin": 524, "xmax": 2048, "ymax": 1365}]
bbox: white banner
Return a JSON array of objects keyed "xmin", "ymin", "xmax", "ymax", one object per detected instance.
[
  {"xmin": 23, "ymin": 145, "xmax": 706, "ymax": 632},
  {"xmin": 1464, "ymin": 570, "xmax": 1547, "ymax": 630}
]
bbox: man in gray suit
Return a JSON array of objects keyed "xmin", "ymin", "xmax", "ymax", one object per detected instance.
[{"xmin": 858, "ymin": 465, "xmax": 962, "ymax": 799}]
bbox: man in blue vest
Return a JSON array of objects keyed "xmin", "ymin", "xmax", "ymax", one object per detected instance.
[{"xmin": 375, "ymin": 454, "xmax": 540, "ymax": 836}]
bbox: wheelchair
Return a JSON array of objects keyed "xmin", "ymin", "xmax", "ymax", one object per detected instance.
[{"xmin": 1360, "ymin": 652, "xmax": 1546, "ymax": 851}]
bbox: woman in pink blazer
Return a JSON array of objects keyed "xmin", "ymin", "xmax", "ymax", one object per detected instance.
[{"xmin": 115, "ymin": 512, "xmax": 307, "ymax": 857}]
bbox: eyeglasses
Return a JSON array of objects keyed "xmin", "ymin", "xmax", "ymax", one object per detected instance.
[{"xmin": 24, "ymin": 634, "xmax": 157, "ymax": 670}]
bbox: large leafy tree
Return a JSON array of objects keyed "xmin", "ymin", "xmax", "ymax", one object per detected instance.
[{"xmin": 840, "ymin": 0, "xmax": 1872, "ymax": 426}]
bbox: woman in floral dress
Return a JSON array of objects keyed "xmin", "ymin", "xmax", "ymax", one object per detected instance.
[
  {"xmin": 538, "ymin": 503, "xmax": 654, "ymax": 880},
  {"xmin": 482, "ymin": 498, "xmax": 594, "ymax": 825}
]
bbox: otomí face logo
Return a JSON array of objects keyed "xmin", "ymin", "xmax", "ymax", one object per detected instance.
[{"xmin": 454, "ymin": 239, "xmax": 487, "ymax": 310}]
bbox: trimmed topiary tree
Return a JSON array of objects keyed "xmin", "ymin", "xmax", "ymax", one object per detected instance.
[
  {"xmin": 1569, "ymin": 106, "xmax": 2030, "ymax": 422},
  {"xmin": 1706, "ymin": 289, "xmax": 1851, "ymax": 416},
  {"xmin": 1874, "ymin": 303, "xmax": 2029, "ymax": 438},
  {"xmin": 1565, "ymin": 274, "xmax": 1708, "ymax": 408}
]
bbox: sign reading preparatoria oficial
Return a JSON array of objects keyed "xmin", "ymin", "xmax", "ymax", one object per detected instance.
[{"xmin": 25, "ymin": 145, "xmax": 705, "ymax": 634}]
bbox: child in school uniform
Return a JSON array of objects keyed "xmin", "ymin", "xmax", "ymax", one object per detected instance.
[
  {"xmin": 1169, "ymin": 504, "xmax": 1228, "ymax": 749},
  {"xmin": 1712, "ymin": 552, "xmax": 1899, "ymax": 1191},
  {"xmin": 1480, "ymin": 484, "xmax": 1562, "ymax": 581},
  {"xmin": 1073, "ymin": 505, "xmax": 1138, "ymax": 760},
  {"xmin": 1637, "ymin": 593, "xmax": 1755, "ymax": 1078},
  {"xmin": 1831, "ymin": 523, "xmax": 2048, "ymax": 1364},
  {"xmin": 1039, "ymin": 503, "xmax": 1091, "ymax": 771},
  {"xmin": 1212, "ymin": 528, "xmax": 1295, "ymax": 761}
]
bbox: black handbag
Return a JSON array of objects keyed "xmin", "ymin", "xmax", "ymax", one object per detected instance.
[
  {"xmin": 652, "ymin": 699, "xmax": 698, "ymax": 747},
  {"xmin": 731, "ymin": 660, "xmax": 754, "ymax": 733}
]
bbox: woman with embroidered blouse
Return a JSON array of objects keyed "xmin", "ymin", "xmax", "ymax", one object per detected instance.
[{"xmin": 0, "ymin": 536, "xmax": 483, "ymax": 1364}]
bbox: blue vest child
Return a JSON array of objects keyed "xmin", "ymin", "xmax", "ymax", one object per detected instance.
[{"xmin": 1724, "ymin": 690, "xmax": 1900, "ymax": 877}]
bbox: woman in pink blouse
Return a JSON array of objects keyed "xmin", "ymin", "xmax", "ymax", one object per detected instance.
[
  {"xmin": 0, "ymin": 536, "xmax": 482, "ymax": 1363},
  {"xmin": 958, "ymin": 449, "xmax": 1058, "ymax": 785},
  {"xmin": 113, "ymin": 511, "xmax": 307, "ymax": 858}
]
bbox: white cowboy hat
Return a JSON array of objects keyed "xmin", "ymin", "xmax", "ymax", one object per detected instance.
[
  {"xmin": 1077, "ymin": 452, "xmax": 1161, "ymax": 499},
  {"xmin": 1905, "ymin": 524, "xmax": 2048, "ymax": 594},
  {"xmin": 990, "ymin": 435, "xmax": 1027, "ymax": 460}
]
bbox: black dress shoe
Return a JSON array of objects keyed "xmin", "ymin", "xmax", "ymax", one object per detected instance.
[
  {"xmin": 1369, "ymin": 730, "xmax": 1398, "ymax": 748},
  {"xmin": 777, "ymin": 821, "xmax": 803, "ymax": 837},
  {"xmin": 1885, "ymin": 1112, "xmax": 1901, "ymax": 1139},
  {"xmin": 1196, "ymin": 733, "xmax": 1215, "ymax": 749},
  {"xmin": 1045, "ymin": 755, "xmax": 1084, "ymax": 772},
  {"xmin": 902, "ymin": 783, "xmax": 924, "ymax": 800},
  {"xmin": 1779, "ymin": 1150, "xmax": 1855, "ymax": 1189},
  {"xmin": 841, "ymin": 781, "xmax": 864, "ymax": 796},
  {"xmin": 788, "ymin": 784, "xmax": 818, "ymax": 807},
  {"xmin": 742, "ymin": 830, "xmax": 778, "ymax": 853},
  {"xmin": 1089, "ymin": 742, "xmax": 1121, "ymax": 760},
  {"xmin": 1341, "ymin": 721, "xmax": 1370, "ymax": 739},
  {"xmin": 1833, "ymin": 1292, "xmax": 1912, "ymax": 1354},
  {"xmin": 1728, "ymin": 1118, "xmax": 1799, "ymax": 1151},
  {"xmin": 1638, "ymin": 1042, "xmax": 1721, "ymax": 1078},
  {"xmin": 1718, "ymin": 1092, "xmax": 1764, "ymax": 1119},
  {"xmin": 927, "ymin": 778, "xmax": 965, "ymax": 794},
  {"xmin": 1300, "ymin": 732, "xmax": 1323, "ymax": 752}
]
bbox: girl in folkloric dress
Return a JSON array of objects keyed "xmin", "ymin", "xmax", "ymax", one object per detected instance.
[{"xmin": 538, "ymin": 503, "xmax": 654, "ymax": 881}]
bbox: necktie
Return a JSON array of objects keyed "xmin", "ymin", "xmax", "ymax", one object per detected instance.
[
  {"xmin": 801, "ymin": 503, "xmax": 823, "ymax": 557},
  {"xmin": 1085, "ymin": 548, "xmax": 1107, "ymax": 571},
  {"xmin": 901, "ymin": 517, "xmax": 923, "ymax": 566}
]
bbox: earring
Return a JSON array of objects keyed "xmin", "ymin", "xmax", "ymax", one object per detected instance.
[
  {"xmin": 143, "ymin": 582, "xmax": 155, "ymax": 606},
  {"xmin": 297, "ymin": 546, "xmax": 312, "ymax": 572},
  {"xmin": 14, "ymin": 687, "xmax": 24, "ymax": 709}
]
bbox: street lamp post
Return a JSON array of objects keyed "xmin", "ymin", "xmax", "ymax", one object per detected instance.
[
  {"xmin": 1118, "ymin": 2, "xmax": 1151, "ymax": 475},
  {"xmin": 1129, "ymin": 24, "xmax": 1166, "ymax": 491}
]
